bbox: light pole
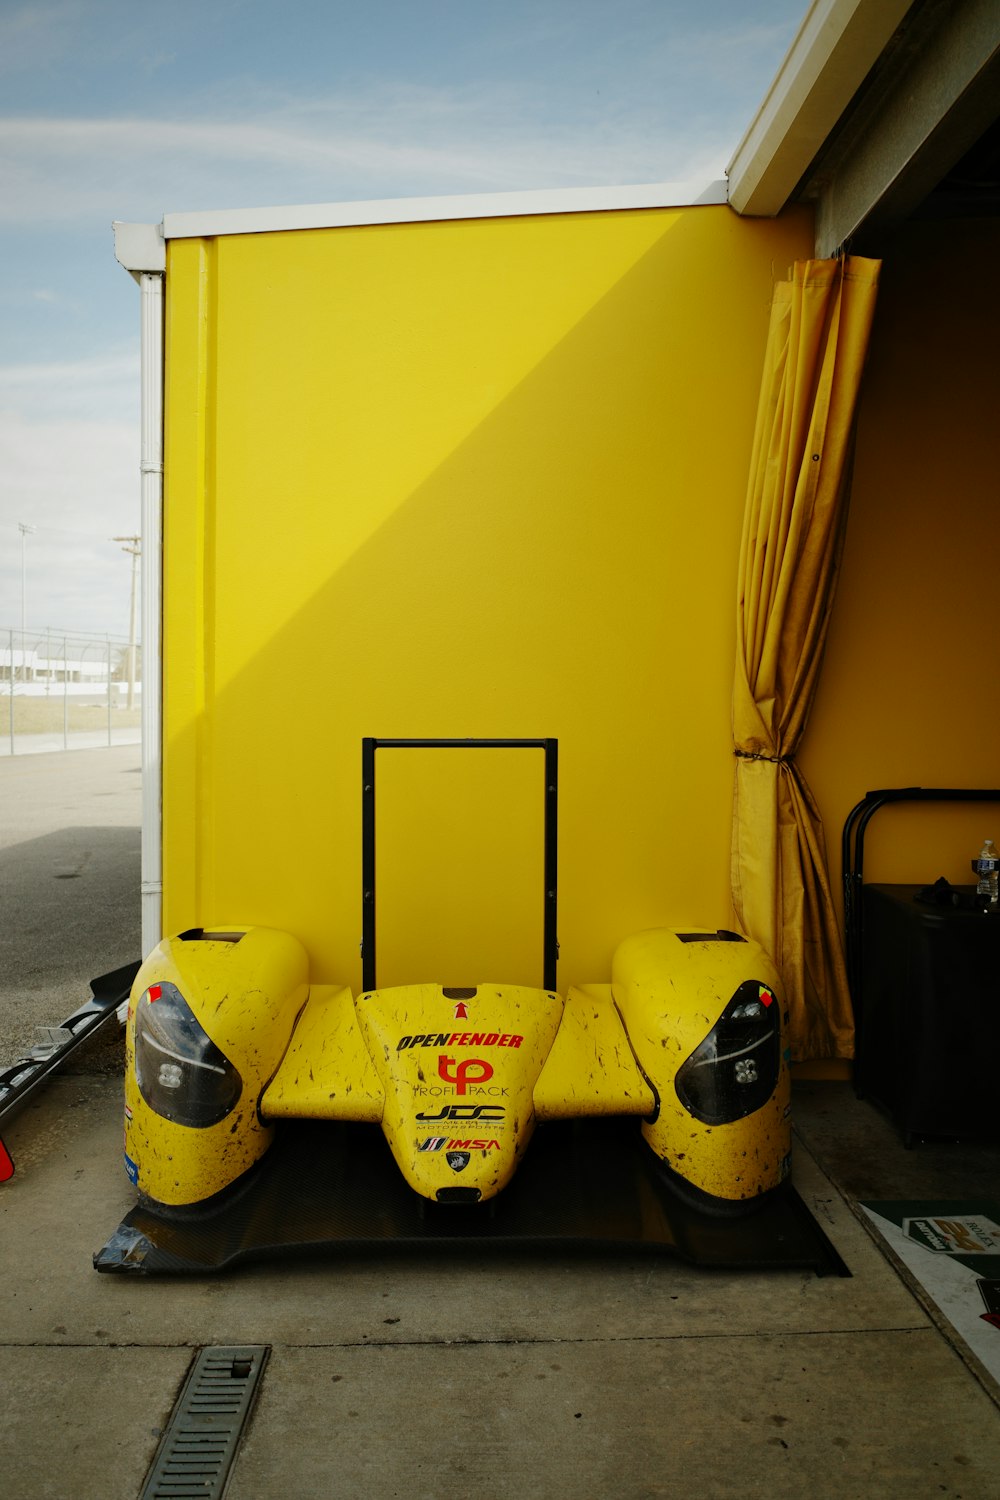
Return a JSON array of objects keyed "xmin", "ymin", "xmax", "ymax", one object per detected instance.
[
  {"xmin": 17, "ymin": 522, "xmax": 35, "ymax": 684},
  {"xmin": 113, "ymin": 535, "xmax": 140, "ymax": 710}
]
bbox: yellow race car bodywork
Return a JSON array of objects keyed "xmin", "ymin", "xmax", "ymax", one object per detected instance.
[{"xmin": 123, "ymin": 923, "xmax": 790, "ymax": 1214}]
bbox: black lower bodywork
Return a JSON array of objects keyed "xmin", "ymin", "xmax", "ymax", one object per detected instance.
[
  {"xmin": 0, "ymin": 962, "xmax": 141, "ymax": 1180},
  {"xmin": 94, "ymin": 1118, "xmax": 849, "ymax": 1277}
]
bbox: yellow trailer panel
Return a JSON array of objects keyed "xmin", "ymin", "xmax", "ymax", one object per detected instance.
[{"xmin": 160, "ymin": 203, "xmax": 813, "ymax": 992}]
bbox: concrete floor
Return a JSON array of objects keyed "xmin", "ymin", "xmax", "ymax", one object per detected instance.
[
  {"xmin": 4, "ymin": 1074, "xmax": 999, "ymax": 1499},
  {"xmin": 2, "ymin": 749, "xmax": 999, "ymax": 1497}
]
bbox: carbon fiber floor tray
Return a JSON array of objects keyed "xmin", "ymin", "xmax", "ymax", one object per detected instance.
[{"xmin": 94, "ymin": 1119, "xmax": 849, "ymax": 1276}]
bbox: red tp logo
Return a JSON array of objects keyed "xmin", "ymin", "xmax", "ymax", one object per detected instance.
[{"xmin": 437, "ymin": 1056, "xmax": 494, "ymax": 1094}]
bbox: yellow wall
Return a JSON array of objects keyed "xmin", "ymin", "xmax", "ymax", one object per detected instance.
[
  {"xmin": 162, "ymin": 202, "xmax": 814, "ymax": 991},
  {"xmin": 800, "ymin": 219, "xmax": 1000, "ymax": 895}
]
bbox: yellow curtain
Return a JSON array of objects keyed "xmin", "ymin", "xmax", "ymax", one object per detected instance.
[{"xmin": 732, "ymin": 256, "xmax": 880, "ymax": 1060}]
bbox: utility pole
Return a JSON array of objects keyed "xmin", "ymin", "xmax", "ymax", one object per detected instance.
[
  {"xmin": 17, "ymin": 522, "xmax": 35, "ymax": 685},
  {"xmin": 113, "ymin": 535, "xmax": 140, "ymax": 710}
]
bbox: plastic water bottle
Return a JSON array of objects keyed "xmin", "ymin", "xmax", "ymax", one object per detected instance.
[{"xmin": 973, "ymin": 839, "xmax": 999, "ymax": 904}]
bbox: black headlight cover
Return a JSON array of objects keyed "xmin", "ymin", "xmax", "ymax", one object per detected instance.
[
  {"xmin": 675, "ymin": 979, "xmax": 781, "ymax": 1125},
  {"xmin": 134, "ymin": 980, "xmax": 242, "ymax": 1127}
]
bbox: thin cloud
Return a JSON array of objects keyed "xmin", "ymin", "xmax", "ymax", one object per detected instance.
[
  {"xmin": 0, "ymin": 406, "xmax": 138, "ymax": 636},
  {"xmin": 0, "ymin": 85, "xmax": 737, "ymax": 226},
  {"xmin": 1, "ymin": 414, "xmax": 134, "ymax": 514},
  {"xmin": 0, "ymin": 5, "xmax": 802, "ymax": 228},
  {"xmin": 0, "ymin": 0, "xmax": 806, "ymax": 638},
  {"xmin": 0, "ymin": 0, "xmax": 88, "ymax": 74},
  {"xmin": 0, "ymin": 347, "xmax": 139, "ymax": 635},
  {"xmin": 0, "ymin": 350, "xmax": 137, "ymax": 421}
]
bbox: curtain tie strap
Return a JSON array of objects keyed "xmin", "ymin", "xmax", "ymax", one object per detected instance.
[{"xmin": 733, "ymin": 748, "xmax": 791, "ymax": 765}]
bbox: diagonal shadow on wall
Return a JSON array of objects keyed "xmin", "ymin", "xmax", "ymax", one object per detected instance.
[{"xmin": 163, "ymin": 204, "xmax": 814, "ymax": 990}]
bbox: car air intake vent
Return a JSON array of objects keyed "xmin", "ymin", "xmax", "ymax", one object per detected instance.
[
  {"xmin": 675, "ymin": 930, "xmax": 746, "ymax": 944},
  {"xmin": 177, "ymin": 929, "xmax": 245, "ymax": 943}
]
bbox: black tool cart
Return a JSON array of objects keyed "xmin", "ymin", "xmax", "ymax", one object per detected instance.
[{"xmin": 843, "ymin": 787, "xmax": 1000, "ymax": 1146}]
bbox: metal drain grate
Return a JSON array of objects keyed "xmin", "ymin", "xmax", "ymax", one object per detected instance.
[{"xmin": 141, "ymin": 1345, "xmax": 269, "ymax": 1499}]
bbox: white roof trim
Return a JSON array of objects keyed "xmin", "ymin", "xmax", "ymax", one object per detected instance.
[
  {"xmin": 113, "ymin": 220, "xmax": 166, "ymax": 276},
  {"xmin": 160, "ymin": 180, "xmax": 728, "ymax": 241},
  {"xmin": 726, "ymin": 0, "xmax": 913, "ymax": 217}
]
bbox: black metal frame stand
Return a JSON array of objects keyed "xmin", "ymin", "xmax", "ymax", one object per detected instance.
[{"xmin": 361, "ymin": 737, "xmax": 559, "ymax": 993}]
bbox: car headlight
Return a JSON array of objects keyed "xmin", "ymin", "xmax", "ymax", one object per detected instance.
[
  {"xmin": 674, "ymin": 980, "xmax": 781, "ymax": 1125},
  {"xmin": 134, "ymin": 981, "xmax": 242, "ymax": 1127}
]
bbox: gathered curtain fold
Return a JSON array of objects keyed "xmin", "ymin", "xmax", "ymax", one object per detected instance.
[{"xmin": 732, "ymin": 256, "xmax": 881, "ymax": 1060}]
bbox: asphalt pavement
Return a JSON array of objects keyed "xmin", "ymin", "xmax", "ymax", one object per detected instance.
[
  {"xmin": 0, "ymin": 744, "xmax": 141, "ymax": 1069},
  {"xmin": 0, "ymin": 726, "xmax": 141, "ymax": 757}
]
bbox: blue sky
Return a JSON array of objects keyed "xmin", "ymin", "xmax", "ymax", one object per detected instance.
[{"xmin": 0, "ymin": 0, "xmax": 805, "ymax": 638}]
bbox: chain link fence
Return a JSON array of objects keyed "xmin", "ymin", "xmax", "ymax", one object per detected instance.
[{"xmin": 1, "ymin": 627, "xmax": 141, "ymax": 755}]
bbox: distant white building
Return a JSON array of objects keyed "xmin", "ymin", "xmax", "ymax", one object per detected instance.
[{"xmin": 1, "ymin": 640, "xmax": 139, "ymax": 697}]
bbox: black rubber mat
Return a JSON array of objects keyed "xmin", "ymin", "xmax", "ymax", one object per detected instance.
[{"xmin": 94, "ymin": 1118, "xmax": 849, "ymax": 1277}]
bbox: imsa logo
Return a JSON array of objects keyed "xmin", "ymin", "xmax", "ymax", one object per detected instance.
[{"xmin": 416, "ymin": 1137, "xmax": 501, "ymax": 1153}]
